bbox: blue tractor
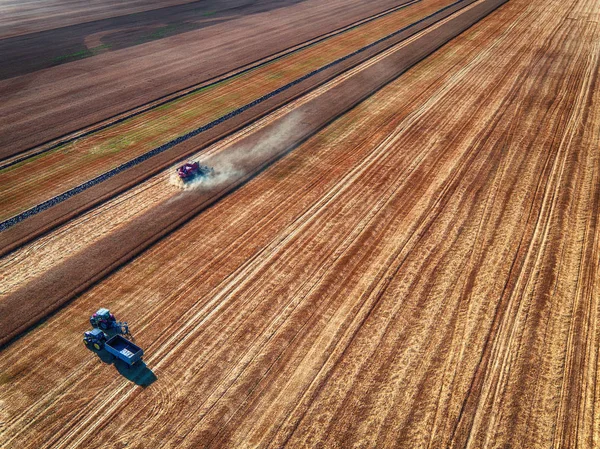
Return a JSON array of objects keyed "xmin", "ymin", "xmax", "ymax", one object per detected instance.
[
  {"xmin": 89, "ymin": 308, "xmax": 129, "ymax": 334},
  {"xmin": 84, "ymin": 309, "xmax": 144, "ymax": 367},
  {"xmin": 83, "ymin": 328, "xmax": 107, "ymax": 350}
]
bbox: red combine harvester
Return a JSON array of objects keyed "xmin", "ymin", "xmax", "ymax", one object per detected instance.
[{"xmin": 176, "ymin": 161, "xmax": 214, "ymax": 181}]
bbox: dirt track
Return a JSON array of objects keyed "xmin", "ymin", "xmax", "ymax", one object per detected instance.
[{"xmin": 1, "ymin": 0, "xmax": 600, "ymax": 446}]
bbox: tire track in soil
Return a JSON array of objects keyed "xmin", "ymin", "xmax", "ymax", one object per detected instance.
[
  {"xmin": 0, "ymin": 0, "xmax": 505, "ymax": 350},
  {"xmin": 0, "ymin": 38, "xmax": 454, "ymax": 444}
]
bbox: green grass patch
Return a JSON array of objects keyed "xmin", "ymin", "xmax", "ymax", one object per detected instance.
[
  {"xmin": 89, "ymin": 135, "xmax": 136, "ymax": 156},
  {"xmin": 53, "ymin": 44, "xmax": 111, "ymax": 64}
]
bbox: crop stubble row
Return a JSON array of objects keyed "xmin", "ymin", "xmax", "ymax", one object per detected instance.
[{"xmin": 1, "ymin": 0, "xmax": 599, "ymax": 446}]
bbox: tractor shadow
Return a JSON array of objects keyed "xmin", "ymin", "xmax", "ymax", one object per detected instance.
[
  {"xmin": 86, "ymin": 345, "xmax": 157, "ymax": 388},
  {"xmin": 114, "ymin": 359, "xmax": 157, "ymax": 388}
]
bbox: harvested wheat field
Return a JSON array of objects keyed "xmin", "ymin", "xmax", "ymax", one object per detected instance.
[{"xmin": 1, "ymin": 0, "xmax": 599, "ymax": 446}]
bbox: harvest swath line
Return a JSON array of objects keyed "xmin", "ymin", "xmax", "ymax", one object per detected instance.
[
  {"xmin": 0, "ymin": 0, "xmax": 473, "ymax": 233},
  {"xmin": 51, "ymin": 89, "xmax": 478, "ymax": 449},
  {"xmin": 45, "ymin": 13, "xmax": 513, "ymax": 438},
  {"xmin": 0, "ymin": 0, "xmax": 421, "ymax": 170},
  {"xmin": 189, "ymin": 98, "xmax": 483, "ymax": 446},
  {"xmin": 0, "ymin": 0, "xmax": 509, "ymax": 353},
  {"xmin": 0, "ymin": 30, "xmax": 425, "ymax": 425}
]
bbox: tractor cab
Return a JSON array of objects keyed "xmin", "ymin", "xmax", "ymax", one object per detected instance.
[
  {"xmin": 90, "ymin": 308, "xmax": 116, "ymax": 330},
  {"xmin": 83, "ymin": 328, "xmax": 107, "ymax": 350},
  {"xmin": 95, "ymin": 308, "xmax": 112, "ymax": 320}
]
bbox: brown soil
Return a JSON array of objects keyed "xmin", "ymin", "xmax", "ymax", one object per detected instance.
[
  {"xmin": 0, "ymin": 1, "xmax": 340, "ymax": 79},
  {"xmin": 0, "ymin": 0, "xmax": 201, "ymax": 38},
  {"xmin": 1, "ymin": 0, "xmax": 599, "ymax": 446},
  {"xmin": 0, "ymin": 0, "xmax": 405, "ymax": 155}
]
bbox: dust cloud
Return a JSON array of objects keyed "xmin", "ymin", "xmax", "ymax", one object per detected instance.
[{"xmin": 171, "ymin": 112, "xmax": 303, "ymax": 191}]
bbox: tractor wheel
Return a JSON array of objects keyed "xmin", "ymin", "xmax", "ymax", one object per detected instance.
[
  {"xmin": 93, "ymin": 343, "xmax": 101, "ymax": 350},
  {"xmin": 99, "ymin": 321, "xmax": 108, "ymax": 330}
]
